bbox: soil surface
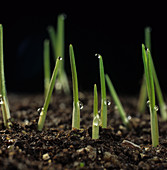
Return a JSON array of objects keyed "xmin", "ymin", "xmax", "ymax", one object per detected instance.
[{"xmin": 1, "ymin": 92, "xmax": 167, "ymax": 169}]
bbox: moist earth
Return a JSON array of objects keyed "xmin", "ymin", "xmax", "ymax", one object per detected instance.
[{"xmin": 1, "ymin": 93, "xmax": 167, "ymax": 170}]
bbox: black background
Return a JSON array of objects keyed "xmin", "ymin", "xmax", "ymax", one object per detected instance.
[{"xmin": 0, "ymin": 2, "xmax": 167, "ymax": 95}]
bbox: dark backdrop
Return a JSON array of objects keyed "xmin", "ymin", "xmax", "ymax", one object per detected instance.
[{"xmin": 0, "ymin": 3, "xmax": 167, "ymax": 95}]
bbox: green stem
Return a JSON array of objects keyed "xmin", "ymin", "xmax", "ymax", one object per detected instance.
[
  {"xmin": 97, "ymin": 54, "xmax": 107, "ymax": 128},
  {"xmin": 92, "ymin": 84, "xmax": 99, "ymax": 139},
  {"xmin": 69, "ymin": 44, "xmax": 80, "ymax": 129},
  {"xmin": 44, "ymin": 39, "xmax": 51, "ymax": 98},
  {"xmin": 105, "ymin": 74, "xmax": 129, "ymax": 127},
  {"xmin": 47, "ymin": 15, "xmax": 70, "ymax": 95},
  {"xmin": 142, "ymin": 44, "xmax": 159, "ymax": 147},
  {"xmin": 150, "ymin": 55, "xmax": 167, "ymax": 120},
  {"xmin": 137, "ymin": 27, "xmax": 152, "ymax": 113},
  {"xmin": 38, "ymin": 57, "xmax": 62, "ymax": 131},
  {"xmin": 0, "ymin": 24, "xmax": 11, "ymax": 128},
  {"xmin": 137, "ymin": 75, "xmax": 147, "ymax": 113}
]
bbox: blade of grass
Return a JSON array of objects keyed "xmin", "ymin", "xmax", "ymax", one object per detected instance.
[
  {"xmin": 47, "ymin": 26, "xmax": 57, "ymax": 60},
  {"xmin": 105, "ymin": 74, "xmax": 129, "ymax": 127},
  {"xmin": 92, "ymin": 84, "xmax": 99, "ymax": 139},
  {"xmin": 37, "ymin": 57, "xmax": 62, "ymax": 131},
  {"xmin": 69, "ymin": 44, "xmax": 80, "ymax": 129},
  {"xmin": 137, "ymin": 27, "xmax": 152, "ymax": 113},
  {"xmin": 0, "ymin": 24, "xmax": 11, "ymax": 128},
  {"xmin": 150, "ymin": 54, "xmax": 167, "ymax": 120},
  {"xmin": 97, "ymin": 54, "xmax": 107, "ymax": 128},
  {"xmin": 44, "ymin": 39, "xmax": 51, "ymax": 98},
  {"xmin": 142, "ymin": 44, "xmax": 159, "ymax": 147},
  {"xmin": 47, "ymin": 14, "xmax": 70, "ymax": 95}
]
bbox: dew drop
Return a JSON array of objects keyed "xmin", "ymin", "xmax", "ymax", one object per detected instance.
[
  {"xmin": 93, "ymin": 114, "xmax": 100, "ymax": 127},
  {"xmin": 0, "ymin": 95, "xmax": 4, "ymax": 105},
  {"xmin": 146, "ymin": 100, "xmax": 150, "ymax": 107},
  {"xmin": 95, "ymin": 53, "xmax": 101, "ymax": 59},
  {"xmin": 37, "ymin": 107, "xmax": 44, "ymax": 114},
  {"xmin": 107, "ymin": 99, "xmax": 111, "ymax": 106},
  {"xmin": 79, "ymin": 101, "xmax": 84, "ymax": 110},
  {"xmin": 0, "ymin": 99, "xmax": 4, "ymax": 105},
  {"xmin": 154, "ymin": 105, "xmax": 159, "ymax": 112},
  {"xmin": 58, "ymin": 56, "xmax": 62, "ymax": 60}
]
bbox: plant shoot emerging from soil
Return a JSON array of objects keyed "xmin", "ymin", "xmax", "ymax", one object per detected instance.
[
  {"xmin": 138, "ymin": 27, "xmax": 152, "ymax": 113},
  {"xmin": 44, "ymin": 39, "xmax": 51, "ymax": 98},
  {"xmin": 138, "ymin": 27, "xmax": 167, "ymax": 121},
  {"xmin": 92, "ymin": 84, "xmax": 99, "ymax": 139},
  {"xmin": 38, "ymin": 57, "xmax": 62, "ymax": 131},
  {"xmin": 142, "ymin": 44, "xmax": 159, "ymax": 147},
  {"xmin": 69, "ymin": 44, "xmax": 80, "ymax": 129},
  {"xmin": 105, "ymin": 74, "xmax": 129, "ymax": 127},
  {"xmin": 150, "ymin": 53, "xmax": 167, "ymax": 120},
  {"xmin": 97, "ymin": 54, "xmax": 107, "ymax": 128},
  {"xmin": 0, "ymin": 24, "xmax": 11, "ymax": 128},
  {"xmin": 47, "ymin": 14, "xmax": 70, "ymax": 95}
]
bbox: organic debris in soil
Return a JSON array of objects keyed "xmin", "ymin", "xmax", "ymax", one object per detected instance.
[{"xmin": 0, "ymin": 93, "xmax": 167, "ymax": 169}]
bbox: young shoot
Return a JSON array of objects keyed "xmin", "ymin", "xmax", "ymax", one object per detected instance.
[
  {"xmin": 0, "ymin": 24, "xmax": 11, "ymax": 128},
  {"xmin": 92, "ymin": 84, "xmax": 99, "ymax": 139},
  {"xmin": 138, "ymin": 27, "xmax": 151, "ymax": 113},
  {"xmin": 97, "ymin": 54, "xmax": 107, "ymax": 128},
  {"xmin": 44, "ymin": 39, "xmax": 51, "ymax": 98},
  {"xmin": 47, "ymin": 14, "xmax": 70, "ymax": 95},
  {"xmin": 138, "ymin": 27, "xmax": 167, "ymax": 120},
  {"xmin": 150, "ymin": 54, "xmax": 167, "ymax": 120},
  {"xmin": 69, "ymin": 44, "xmax": 80, "ymax": 129},
  {"xmin": 37, "ymin": 57, "xmax": 62, "ymax": 131},
  {"xmin": 142, "ymin": 44, "xmax": 159, "ymax": 147},
  {"xmin": 105, "ymin": 74, "xmax": 129, "ymax": 127}
]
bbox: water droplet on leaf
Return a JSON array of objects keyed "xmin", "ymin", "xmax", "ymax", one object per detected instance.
[
  {"xmin": 79, "ymin": 101, "xmax": 84, "ymax": 110},
  {"xmin": 147, "ymin": 100, "xmax": 150, "ymax": 107},
  {"xmin": 37, "ymin": 107, "xmax": 44, "ymax": 114},
  {"xmin": 95, "ymin": 53, "xmax": 101, "ymax": 59},
  {"xmin": 154, "ymin": 105, "xmax": 159, "ymax": 111},
  {"xmin": 0, "ymin": 95, "xmax": 4, "ymax": 105},
  {"xmin": 58, "ymin": 56, "xmax": 62, "ymax": 60},
  {"xmin": 107, "ymin": 99, "xmax": 111, "ymax": 106},
  {"xmin": 93, "ymin": 114, "xmax": 100, "ymax": 127}
]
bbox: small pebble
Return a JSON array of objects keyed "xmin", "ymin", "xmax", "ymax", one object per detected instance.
[
  {"xmin": 43, "ymin": 153, "xmax": 50, "ymax": 160},
  {"xmin": 85, "ymin": 145, "xmax": 93, "ymax": 152},
  {"xmin": 76, "ymin": 148, "xmax": 85, "ymax": 154}
]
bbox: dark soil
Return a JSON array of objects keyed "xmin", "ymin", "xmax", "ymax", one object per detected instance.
[{"xmin": 1, "ymin": 92, "xmax": 167, "ymax": 169}]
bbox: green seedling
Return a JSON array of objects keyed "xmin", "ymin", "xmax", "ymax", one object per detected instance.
[
  {"xmin": 142, "ymin": 44, "xmax": 159, "ymax": 147},
  {"xmin": 47, "ymin": 14, "xmax": 70, "ymax": 95},
  {"xmin": 138, "ymin": 27, "xmax": 151, "ymax": 113},
  {"xmin": 97, "ymin": 54, "xmax": 107, "ymax": 128},
  {"xmin": 37, "ymin": 57, "xmax": 62, "ymax": 131},
  {"xmin": 105, "ymin": 74, "xmax": 129, "ymax": 127},
  {"xmin": 69, "ymin": 44, "xmax": 80, "ymax": 129},
  {"xmin": 0, "ymin": 24, "xmax": 11, "ymax": 128},
  {"xmin": 151, "ymin": 55, "xmax": 167, "ymax": 120},
  {"xmin": 138, "ymin": 27, "xmax": 167, "ymax": 120},
  {"xmin": 44, "ymin": 39, "xmax": 51, "ymax": 98},
  {"xmin": 92, "ymin": 84, "xmax": 99, "ymax": 139}
]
